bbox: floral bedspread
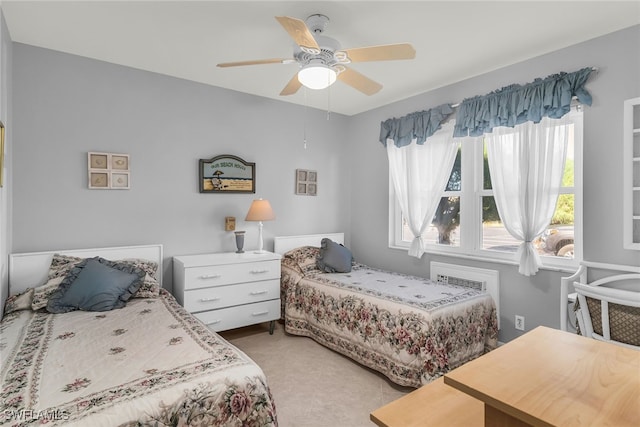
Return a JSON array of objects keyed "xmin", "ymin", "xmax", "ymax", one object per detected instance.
[
  {"xmin": 0, "ymin": 290, "xmax": 277, "ymax": 426},
  {"xmin": 281, "ymin": 253, "xmax": 498, "ymax": 388}
]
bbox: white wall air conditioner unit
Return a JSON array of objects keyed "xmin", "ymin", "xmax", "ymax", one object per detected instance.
[{"xmin": 430, "ymin": 261, "xmax": 500, "ymax": 329}]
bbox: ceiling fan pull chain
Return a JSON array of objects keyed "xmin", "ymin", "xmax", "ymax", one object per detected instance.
[
  {"xmin": 327, "ymin": 79, "xmax": 332, "ymax": 121},
  {"xmin": 304, "ymin": 88, "xmax": 308, "ymax": 149}
]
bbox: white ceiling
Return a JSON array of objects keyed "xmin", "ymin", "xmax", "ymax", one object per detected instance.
[{"xmin": 2, "ymin": 1, "xmax": 639, "ymax": 116}]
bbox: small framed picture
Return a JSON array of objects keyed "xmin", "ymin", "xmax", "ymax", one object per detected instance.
[
  {"xmin": 90, "ymin": 153, "xmax": 109, "ymax": 169},
  {"xmin": 111, "ymin": 172, "xmax": 130, "ymax": 189},
  {"xmin": 90, "ymin": 172, "xmax": 109, "ymax": 188},
  {"xmin": 225, "ymin": 216, "xmax": 236, "ymax": 231},
  {"xmin": 295, "ymin": 169, "xmax": 318, "ymax": 196},
  {"xmin": 111, "ymin": 155, "xmax": 129, "ymax": 170}
]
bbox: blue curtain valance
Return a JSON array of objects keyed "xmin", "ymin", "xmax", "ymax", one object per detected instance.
[
  {"xmin": 453, "ymin": 67, "xmax": 594, "ymax": 138},
  {"xmin": 380, "ymin": 103, "xmax": 454, "ymax": 147}
]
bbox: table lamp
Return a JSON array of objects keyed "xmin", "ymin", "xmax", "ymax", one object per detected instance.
[{"xmin": 245, "ymin": 198, "xmax": 275, "ymax": 253}]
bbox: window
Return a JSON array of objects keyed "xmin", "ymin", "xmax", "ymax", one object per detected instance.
[
  {"xmin": 390, "ymin": 108, "xmax": 582, "ymax": 269},
  {"xmin": 400, "ymin": 147, "xmax": 462, "ymax": 247}
]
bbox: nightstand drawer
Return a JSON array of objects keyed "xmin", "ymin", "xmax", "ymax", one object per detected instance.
[
  {"xmin": 194, "ymin": 299, "xmax": 281, "ymax": 332},
  {"xmin": 183, "ymin": 260, "xmax": 280, "ymax": 290},
  {"xmin": 183, "ymin": 279, "xmax": 280, "ymax": 312}
]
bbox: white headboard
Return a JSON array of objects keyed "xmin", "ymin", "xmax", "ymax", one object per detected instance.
[
  {"xmin": 273, "ymin": 233, "xmax": 344, "ymax": 255},
  {"xmin": 9, "ymin": 244, "xmax": 164, "ymax": 296}
]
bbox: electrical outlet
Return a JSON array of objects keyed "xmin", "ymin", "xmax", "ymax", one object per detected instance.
[{"xmin": 515, "ymin": 315, "xmax": 525, "ymax": 331}]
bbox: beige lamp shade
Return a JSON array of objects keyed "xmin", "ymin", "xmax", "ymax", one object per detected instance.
[
  {"xmin": 245, "ymin": 199, "xmax": 275, "ymax": 222},
  {"xmin": 245, "ymin": 199, "xmax": 275, "ymax": 253}
]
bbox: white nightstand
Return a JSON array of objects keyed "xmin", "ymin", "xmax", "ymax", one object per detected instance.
[{"xmin": 173, "ymin": 251, "xmax": 281, "ymax": 334}]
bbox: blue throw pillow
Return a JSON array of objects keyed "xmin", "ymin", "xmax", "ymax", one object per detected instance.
[
  {"xmin": 46, "ymin": 257, "xmax": 146, "ymax": 313},
  {"xmin": 317, "ymin": 238, "xmax": 353, "ymax": 273}
]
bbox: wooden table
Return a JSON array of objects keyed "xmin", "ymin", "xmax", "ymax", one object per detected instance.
[
  {"xmin": 371, "ymin": 377, "xmax": 484, "ymax": 427},
  {"xmin": 444, "ymin": 326, "xmax": 640, "ymax": 426},
  {"xmin": 371, "ymin": 326, "xmax": 640, "ymax": 426}
]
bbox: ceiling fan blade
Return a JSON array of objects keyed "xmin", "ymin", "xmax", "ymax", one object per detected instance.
[
  {"xmin": 339, "ymin": 43, "xmax": 416, "ymax": 62},
  {"xmin": 337, "ymin": 67, "xmax": 383, "ymax": 95},
  {"xmin": 275, "ymin": 16, "xmax": 320, "ymax": 53},
  {"xmin": 280, "ymin": 74, "xmax": 303, "ymax": 96},
  {"xmin": 217, "ymin": 58, "xmax": 292, "ymax": 68}
]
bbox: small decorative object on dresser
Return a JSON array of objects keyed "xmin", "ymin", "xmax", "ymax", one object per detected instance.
[
  {"xmin": 224, "ymin": 216, "xmax": 236, "ymax": 231},
  {"xmin": 173, "ymin": 251, "xmax": 281, "ymax": 334},
  {"xmin": 234, "ymin": 230, "xmax": 245, "ymax": 253}
]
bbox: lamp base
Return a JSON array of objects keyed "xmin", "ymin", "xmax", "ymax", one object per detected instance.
[{"xmin": 256, "ymin": 221, "xmax": 265, "ymax": 254}]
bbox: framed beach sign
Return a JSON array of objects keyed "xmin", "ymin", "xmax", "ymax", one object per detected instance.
[{"xmin": 199, "ymin": 154, "xmax": 255, "ymax": 193}]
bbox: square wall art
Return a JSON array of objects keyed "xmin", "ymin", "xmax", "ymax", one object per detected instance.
[
  {"xmin": 88, "ymin": 152, "xmax": 130, "ymax": 189},
  {"xmin": 295, "ymin": 169, "xmax": 317, "ymax": 196}
]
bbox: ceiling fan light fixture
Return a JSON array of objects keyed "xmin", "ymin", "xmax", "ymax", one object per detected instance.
[{"xmin": 297, "ymin": 63, "xmax": 337, "ymax": 90}]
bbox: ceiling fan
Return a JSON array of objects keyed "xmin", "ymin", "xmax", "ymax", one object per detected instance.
[{"xmin": 217, "ymin": 14, "xmax": 416, "ymax": 96}]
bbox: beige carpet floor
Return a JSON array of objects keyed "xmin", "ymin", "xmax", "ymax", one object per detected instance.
[{"xmin": 220, "ymin": 321, "xmax": 413, "ymax": 427}]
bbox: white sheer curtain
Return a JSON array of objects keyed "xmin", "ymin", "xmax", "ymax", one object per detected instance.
[
  {"xmin": 387, "ymin": 122, "xmax": 457, "ymax": 258},
  {"xmin": 486, "ymin": 116, "xmax": 570, "ymax": 275}
]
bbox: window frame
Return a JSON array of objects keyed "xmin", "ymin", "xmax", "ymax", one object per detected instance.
[{"xmin": 388, "ymin": 108, "xmax": 583, "ymax": 272}]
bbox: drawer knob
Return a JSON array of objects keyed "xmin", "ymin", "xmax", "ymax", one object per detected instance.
[
  {"xmin": 250, "ymin": 270, "xmax": 269, "ymax": 274},
  {"xmin": 200, "ymin": 274, "xmax": 221, "ymax": 279},
  {"xmin": 251, "ymin": 310, "xmax": 269, "ymax": 317},
  {"xmin": 207, "ymin": 319, "xmax": 222, "ymax": 325},
  {"xmin": 200, "ymin": 297, "xmax": 220, "ymax": 302},
  {"xmin": 250, "ymin": 290, "xmax": 268, "ymax": 296}
]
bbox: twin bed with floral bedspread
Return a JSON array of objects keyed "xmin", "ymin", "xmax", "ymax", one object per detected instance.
[
  {"xmin": 275, "ymin": 234, "xmax": 499, "ymax": 388},
  {"xmin": 0, "ymin": 245, "xmax": 277, "ymax": 427}
]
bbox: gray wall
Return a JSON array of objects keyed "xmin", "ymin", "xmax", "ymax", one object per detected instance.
[
  {"xmin": 0, "ymin": 11, "xmax": 13, "ymax": 318},
  {"xmin": 9, "ymin": 26, "xmax": 640, "ymax": 343},
  {"xmin": 348, "ymin": 25, "xmax": 640, "ymax": 342},
  {"xmin": 12, "ymin": 44, "xmax": 351, "ymax": 291}
]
